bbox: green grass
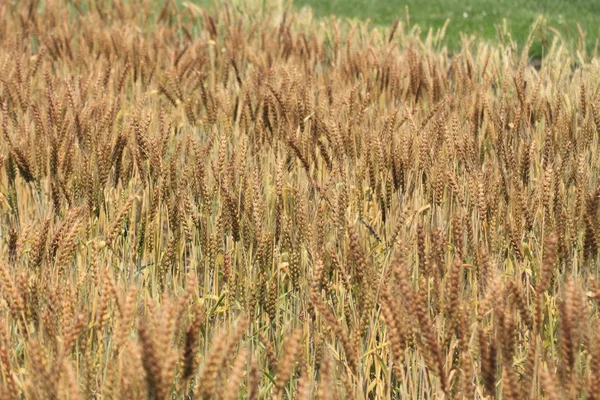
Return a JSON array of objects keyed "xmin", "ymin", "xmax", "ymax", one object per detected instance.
[{"xmin": 291, "ymin": 0, "xmax": 600, "ymax": 56}]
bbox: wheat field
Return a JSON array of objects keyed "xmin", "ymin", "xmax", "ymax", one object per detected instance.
[{"xmin": 0, "ymin": 0, "xmax": 600, "ymax": 399}]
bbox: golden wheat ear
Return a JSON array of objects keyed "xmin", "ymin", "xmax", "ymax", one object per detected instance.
[{"xmin": 1, "ymin": 0, "xmax": 599, "ymax": 398}]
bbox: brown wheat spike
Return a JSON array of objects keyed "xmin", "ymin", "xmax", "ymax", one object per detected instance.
[
  {"xmin": 197, "ymin": 316, "xmax": 247, "ymax": 399},
  {"xmin": 588, "ymin": 322, "xmax": 600, "ymax": 400},
  {"xmin": 380, "ymin": 287, "xmax": 407, "ymax": 375},
  {"xmin": 274, "ymin": 327, "xmax": 302, "ymax": 399},
  {"xmin": 559, "ymin": 279, "xmax": 576, "ymax": 392},
  {"xmin": 29, "ymin": 217, "xmax": 51, "ymax": 270},
  {"xmin": 413, "ymin": 284, "xmax": 446, "ymax": 393},
  {"xmin": 26, "ymin": 339, "xmax": 57, "ymax": 400},
  {"xmin": 222, "ymin": 348, "xmax": 249, "ymax": 400},
  {"xmin": 182, "ymin": 303, "xmax": 205, "ymax": 381},
  {"xmin": 310, "ymin": 293, "xmax": 357, "ymax": 373},
  {"xmin": 242, "ymin": 355, "xmax": 257, "ymax": 400},
  {"xmin": 317, "ymin": 352, "xmax": 334, "ymax": 400},
  {"xmin": 0, "ymin": 263, "xmax": 24, "ymax": 322},
  {"xmin": 536, "ymin": 233, "xmax": 557, "ymax": 335},
  {"xmin": 195, "ymin": 325, "xmax": 229, "ymax": 398},
  {"xmin": 259, "ymin": 332, "xmax": 278, "ymax": 372},
  {"xmin": 0, "ymin": 319, "xmax": 17, "ymax": 396},
  {"xmin": 479, "ymin": 328, "xmax": 497, "ymax": 397},
  {"xmin": 541, "ymin": 364, "xmax": 561, "ymax": 400},
  {"xmin": 348, "ymin": 224, "xmax": 368, "ymax": 285},
  {"xmin": 138, "ymin": 318, "xmax": 164, "ymax": 400}
]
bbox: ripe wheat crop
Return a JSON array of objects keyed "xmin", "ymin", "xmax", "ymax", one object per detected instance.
[{"xmin": 0, "ymin": 0, "xmax": 600, "ymax": 399}]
